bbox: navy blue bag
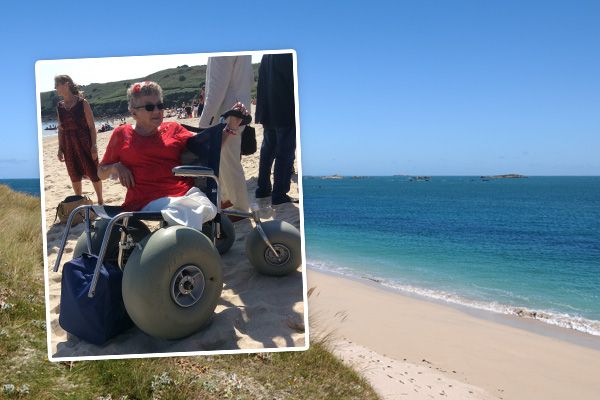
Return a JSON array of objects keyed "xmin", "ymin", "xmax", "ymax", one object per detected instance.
[{"xmin": 59, "ymin": 253, "xmax": 133, "ymax": 345}]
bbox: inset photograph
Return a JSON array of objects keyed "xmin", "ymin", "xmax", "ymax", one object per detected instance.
[{"xmin": 36, "ymin": 50, "xmax": 307, "ymax": 361}]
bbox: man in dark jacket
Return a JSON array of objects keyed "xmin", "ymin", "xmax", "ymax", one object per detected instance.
[{"xmin": 255, "ymin": 53, "xmax": 298, "ymax": 205}]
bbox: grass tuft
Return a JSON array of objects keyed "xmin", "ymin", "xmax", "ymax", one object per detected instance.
[{"xmin": 0, "ymin": 184, "xmax": 379, "ymax": 399}]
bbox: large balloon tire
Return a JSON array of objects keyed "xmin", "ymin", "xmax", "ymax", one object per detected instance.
[
  {"xmin": 245, "ymin": 220, "xmax": 302, "ymax": 276},
  {"xmin": 73, "ymin": 218, "xmax": 151, "ymax": 262},
  {"xmin": 122, "ymin": 225, "xmax": 223, "ymax": 339},
  {"xmin": 215, "ymin": 215, "xmax": 235, "ymax": 255}
]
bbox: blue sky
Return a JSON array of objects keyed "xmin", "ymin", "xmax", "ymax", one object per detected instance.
[{"xmin": 1, "ymin": 0, "xmax": 599, "ymax": 178}]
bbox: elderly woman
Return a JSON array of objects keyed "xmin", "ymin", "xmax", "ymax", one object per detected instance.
[{"xmin": 98, "ymin": 81, "xmax": 245, "ymax": 229}]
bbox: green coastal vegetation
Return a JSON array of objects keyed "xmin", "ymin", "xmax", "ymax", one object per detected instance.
[
  {"xmin": 40, "ymin": 64, "xmax": 260, "ymax": 120},
  {"xmin": 0, "ymin": 184, "xmax": 378, "ymax": 399}
]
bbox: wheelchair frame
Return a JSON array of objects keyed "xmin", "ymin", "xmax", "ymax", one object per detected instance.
[{"xmin": 53, "ymin": 165, "xmax": 286, "ymax": 299}]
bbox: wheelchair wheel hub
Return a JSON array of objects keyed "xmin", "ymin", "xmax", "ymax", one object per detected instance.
[
  {"xmin": 170, "ymin": 264, "xmax": 206, "ymax": 308},
  {"xmin": 264, "ymin": 244, "xmax": 291, "ymax": 266}
]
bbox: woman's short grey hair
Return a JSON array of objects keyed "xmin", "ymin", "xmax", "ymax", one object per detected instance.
[{"xmin": 127, "ymin": 81, "xmax": 163, "ymax": 111}]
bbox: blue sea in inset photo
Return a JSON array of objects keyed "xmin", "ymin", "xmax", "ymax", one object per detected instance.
[
  {"xmin": 0, "ymin": 178, "xmax": 40, "ymax": 197},
  {"xmin": 302, "ymin": 176, "xmax": 600, "ymax": 335}
]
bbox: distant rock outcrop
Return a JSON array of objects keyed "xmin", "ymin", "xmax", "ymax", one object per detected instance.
[
  {"xmin": 409, "ymin": 176, "xmax": 431, "ymax": 182},
  {"xmin": 480, "ymin": 174, "xmax": 527, "ymax": 180}
]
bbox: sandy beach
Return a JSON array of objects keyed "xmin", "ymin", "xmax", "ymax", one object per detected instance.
[
  {"xmin": 42, "ymin": 114, "xmax": 306, "ymax": 359},
  {"xmin": 308, "ymin": 269, "xmax": 600, "ymax": 400},
  {"xmin": 41, "ymin": 116, "xmax": 600, "ymax": 398}
]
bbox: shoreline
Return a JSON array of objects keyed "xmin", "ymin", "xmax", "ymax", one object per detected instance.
[
  {"xmin": 309, "ymin": 265, "xmax": 600, "ymax": 351},
  {"xmin": 41, "ymin": 115, "xmax": 137, "ymax": 139},
  {"xmin": 307, "ymin": 258, "xmax": 600, "ymax": 340},
  {"xmin": 307, "ymin": 268, "xmax": 600, "ymax": 400}
]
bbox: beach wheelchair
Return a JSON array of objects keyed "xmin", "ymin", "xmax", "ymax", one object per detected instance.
[{"xmin": 53, "ymin": 129, "xmax": 301, "ymax": 341}]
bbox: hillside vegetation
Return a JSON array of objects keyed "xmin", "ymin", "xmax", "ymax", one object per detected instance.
[
  {"xmin": 0, "ymin": 185, "xmax": 378, "ymax": 399},
  {"xmin": 40, "ymin": 63, "xmax": 260, "ymax": 119}
]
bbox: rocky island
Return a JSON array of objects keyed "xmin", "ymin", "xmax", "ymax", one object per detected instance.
[
  {"xmin": 480, "ymin": 174, "xmax": 528, "ymax": 180},
  {"xmin": 409, "ymin": 176, "xmax": 431, "ymax": 182}
]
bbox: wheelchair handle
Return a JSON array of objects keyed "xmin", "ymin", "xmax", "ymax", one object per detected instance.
[
  {"xmin": 87, "ymin": 212, "xmax": 136, "ymax": 298},
  {"xmin": 53, "ymin": 204, "xmax": 93, "ymax": 273}
]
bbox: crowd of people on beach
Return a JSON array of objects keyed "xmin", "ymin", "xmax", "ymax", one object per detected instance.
[{"xmin": 52, "ymin": 53, "xmax": 297, "ymax": 229}]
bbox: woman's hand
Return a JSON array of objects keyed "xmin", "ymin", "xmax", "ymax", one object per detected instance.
[
  {"xmin": 114, "ymin": 162, "xmax": 135, "ymax": 188},
  {"xmin": 91, "ymin": 144, "xmax": 98, "ymax": 160},
  {"xmin": 228, "ymin": 115, "xmax": 242, "ymax": 129},
  {"xmin": 222, "ymin": 116, "xmax": 243, "ymax": 144},
  {"xmin": 100, "ymin": 162, "xmax": 135, "ymax": 188},
  {"xmin": 57, "ymin": 149, "xmax": 65, "ymax": 162}
]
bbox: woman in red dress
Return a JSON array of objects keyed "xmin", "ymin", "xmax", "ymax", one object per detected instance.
[{"xmin": 55, "ymin": 75, "xmax": 103, "ymax": 204}]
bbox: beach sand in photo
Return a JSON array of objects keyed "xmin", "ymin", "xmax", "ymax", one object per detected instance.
[{"xmin": 42, "ymin": 113, "xmax": 306, "ymax": 359}]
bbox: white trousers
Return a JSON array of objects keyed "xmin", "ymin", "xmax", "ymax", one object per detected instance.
[
  {"xmin": 141, "ymin": 187, "xmax": 217, "ymax": 230},
  {"xmin": 219, "ymin": 130, "xmax": 250, "ymax": 212}
]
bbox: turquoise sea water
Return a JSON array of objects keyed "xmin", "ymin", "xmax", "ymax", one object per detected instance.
[
  {"xmin": 0, "ymin": 178, "xmax": 40, "ymax": 196},
  {"xmin": 303, "ymin": 176, "xmax": 600, "ymax": 335}
]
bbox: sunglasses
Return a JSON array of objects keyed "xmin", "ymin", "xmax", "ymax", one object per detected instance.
[{"xmin": 134, "ymin": 103, "xmax": 165, "ymax": 112}]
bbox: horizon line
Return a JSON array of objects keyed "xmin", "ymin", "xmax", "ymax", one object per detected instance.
[
  {"xmin": 3, "ymin": 175, "xmax": 600, "ymax": 179},
  {"xmin": 303, "ymin": 174, "xmax": 600, "ymax": 177}
]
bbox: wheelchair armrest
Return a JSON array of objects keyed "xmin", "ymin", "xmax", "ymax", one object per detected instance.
[
  {"xmin": 130, "ymin": 211, "xmax": 165, "ymax": 221},
  {"xmin": 173, "ymin": 166, "xmax": 215, "ymax": 177}
]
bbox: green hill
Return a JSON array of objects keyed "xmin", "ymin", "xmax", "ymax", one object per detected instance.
[{"xmin": 40, "ymin": 63, "xmax": 260, "ymax": 119}]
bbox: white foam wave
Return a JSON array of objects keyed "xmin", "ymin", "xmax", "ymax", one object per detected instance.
[{"xmin": 307, "ymin": 260, "xmax": 600, "ymax": 337}]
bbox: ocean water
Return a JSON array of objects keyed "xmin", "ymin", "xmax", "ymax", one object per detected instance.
[
  {"xmin": 303, "ymin": 176, "xmax": 600, "ymax": 336},
  {"xmin": 0, "ymin": 178, "xmax": 40, "ymax": 197},
  {"xmin": 42, "ymin": 120, "xmax": 59, "ymax": 137},
  {"xmin": 41, "ymin": 119, "xmax": 117, "ymax": 138}
]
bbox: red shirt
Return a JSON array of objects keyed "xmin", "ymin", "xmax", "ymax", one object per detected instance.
[{"xmin": 101, "ymin": 122, "xmax": 193, "ymax": 211}]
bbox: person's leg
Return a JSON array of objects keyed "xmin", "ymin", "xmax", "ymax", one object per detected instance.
[
  {"xmin": 141, "ymin": 196, "xmax": 172, "ymax": 212},
  {"xmin": 142, "ymin": 188, "xmax": 217, "ymax": 231},
  {"xmin": 72, "ymin": 181, "xmax": 83, "ymax": 196},
  {"xmin": 92, "ymin": 180, "xmax": 104, "ymax": 204},
  {"xmin": 271, "ymin": 126, "xmax": 296, "ymax": 204},
  {"xmin": 219, "ymin": 130, "xmax": 250, "ymax": 212},
  {"xmin": 256, "ymin": 126, "xmax": 277, "ymax": 198}
]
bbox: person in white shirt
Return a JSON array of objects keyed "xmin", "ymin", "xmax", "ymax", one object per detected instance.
[{"xmin": 198, "ymin": 56, "xmax": 252, "ymax": 214}]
